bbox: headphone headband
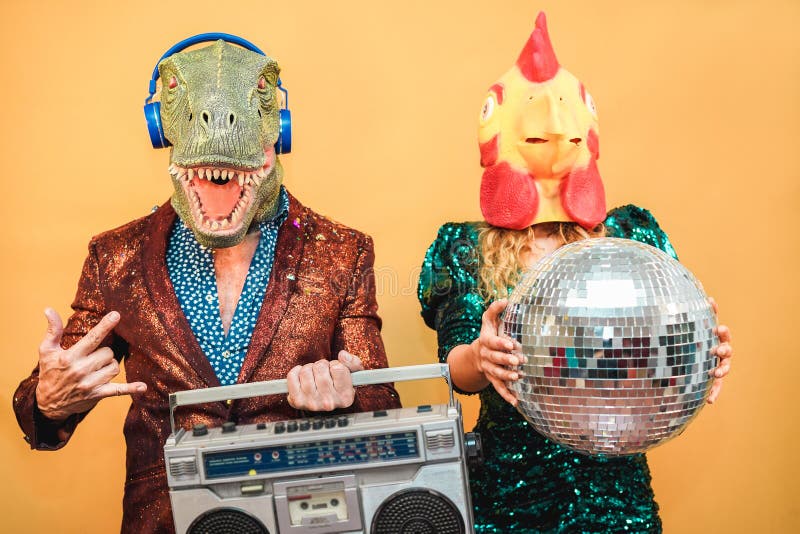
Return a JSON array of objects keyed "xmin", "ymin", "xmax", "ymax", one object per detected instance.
[
  {"xmin": 144, "ymin": 33, "xmax": 292, "ymax": 153},
  {"xmin": 147, "ymin": 33, "xmax": 266, "ymax": 102}
]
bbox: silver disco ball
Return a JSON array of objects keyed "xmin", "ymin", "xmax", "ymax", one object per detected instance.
[{"xmin": 500, "ymin": 238, "xmax": 718, "ymax": 456}]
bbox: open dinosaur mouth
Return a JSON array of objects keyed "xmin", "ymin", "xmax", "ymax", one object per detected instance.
[{"xmin": 169, "ymin": 164, "xmax": 267, "ymax": 233}]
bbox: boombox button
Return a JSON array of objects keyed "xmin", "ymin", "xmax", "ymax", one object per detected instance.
[
  {"xmin": 287, "ymin": 421, "xmax": 299, "ymax": 432},
  {"xmin": 299, "ymin": 420, "xmax": 311, "ymax": 431},
  {"xmin": 417, "ymin": 405, "xmax": 433, "ymax": 413},
  {"xmin": 192, "ymin": 423, "xmax": 208, "ymax": 437},
  {"xmin": 240, "ymin": 483, "xmax": 264, "ymax": 495},
  {"xmin": 275, "ymin": 422, "xmax": 286, "ymax": 434},
  {"xmin": 312, "ymin": 419, "xmax": 324, "ymax": 430},
  {"xmin": 256, "ymin": 423, "xmax": 267, "ymax": 430},
  {"xmin": 373, "ymin": 410, "xmax": 388, "ymax": 417},
  {"xmin": 221, "ymin": 422, "xmax": 236, "ymax": 433},
  {"xmin": 337, "ymin": 416, "xmax": 349, "ymax": 427},
  {"xmin": 324, "ymin": 418, "xmax": 337, "ymax": 429}
]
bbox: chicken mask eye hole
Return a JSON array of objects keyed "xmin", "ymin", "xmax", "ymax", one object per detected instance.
[
  {"xmin": 481, "ymin": 94, "xmax": 496, "ymax": 123},
  {"xmin": 584, "ymin": 89, "xmax": 597, "ymax": 117}
]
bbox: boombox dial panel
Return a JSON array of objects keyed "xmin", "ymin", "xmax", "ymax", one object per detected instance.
[{"xmin": 204, "ymin": 430, "xmax": 419, "ymax": 479}]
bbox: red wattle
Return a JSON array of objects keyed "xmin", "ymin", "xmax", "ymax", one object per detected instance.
[
  {"xmin": 480, "ymin": 162, "xmax": 539, "ymax": 230},
  {"xmin": 560, "ymin": 157, "xmax": 606, "ymax": 229},
  {"xmin": 479, "ymin": 135, "xmax": 499, "ymax": 168}
]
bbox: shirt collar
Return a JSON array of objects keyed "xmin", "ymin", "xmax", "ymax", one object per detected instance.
[{"xmin": 258, "ymin": 186, "xmax": 290, "ymax": 230}]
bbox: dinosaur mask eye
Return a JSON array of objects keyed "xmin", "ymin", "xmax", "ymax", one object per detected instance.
[
  {"xmin": 258, "ymin": 76, "xmax": 267, "ymax": 91},
  {"xmin": 168, "ymin": 76, "xmax": 178, "ymax": 90}
]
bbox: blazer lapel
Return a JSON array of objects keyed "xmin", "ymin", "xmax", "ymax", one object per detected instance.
[
  {"xmin": 237, "ymin": 193, "xmax": 306, "ymax": 384},
  {"xmin": 141, "ymin": 202, "xmax": 221, "ymax": 389}
]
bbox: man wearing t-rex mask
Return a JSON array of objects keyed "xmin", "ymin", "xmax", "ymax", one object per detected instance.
[{"xmin": 13, "ymin": 36, "xmax": 400, "ymax": 533}]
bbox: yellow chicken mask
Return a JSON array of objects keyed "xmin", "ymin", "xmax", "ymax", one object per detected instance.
[{"xmin": 478, "ymin": 12, "xmax": 605, "ymax": 230}]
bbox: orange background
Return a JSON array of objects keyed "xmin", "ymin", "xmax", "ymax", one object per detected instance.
[{"xmin": 1, "ymin": 0, "xmax": 798, "ymax": 532}]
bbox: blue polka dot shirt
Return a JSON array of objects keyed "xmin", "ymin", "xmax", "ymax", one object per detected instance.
[{"xmin": 166, "ymin": 187, "xmax": 290, "ymax": 385}]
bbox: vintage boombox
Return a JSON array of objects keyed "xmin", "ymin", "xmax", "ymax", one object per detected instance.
[{"xmin": 165, "ymin": 364, "xmax": 479, "ymax": 533}]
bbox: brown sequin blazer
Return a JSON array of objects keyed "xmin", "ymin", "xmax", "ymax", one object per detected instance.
[{"xmin": 13, "ymin": 191, "xmax": 400, "ymax": 533}]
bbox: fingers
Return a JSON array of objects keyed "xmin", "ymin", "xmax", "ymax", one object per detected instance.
[
  {"xmin": 39, "ymin": 308, "xmax": 65, "ymax": 355},
  {"xmin": 70, "ymin": 311, "xmax": 120, "ymax": 357},
  {"xmin": 715, "ymin": 324, "xmax": 732, "ymax": 344},
  {"xmin": 710, "ymin": 325, "xmax": 732, "ymax": 378},
  {"xmin": 76, "ymin": 346, "xmax": 116, "ymax": 374},
  {"xmin": 483, "ymin": 333, "xmax": 514, "ymax": 352},
  {"xmin": 92, "ymin": 357, "xmax": 122, "ymax": 384},
  {"xmin": 479, "ymin": 345, "xmax": 520, "ymax": 377},
  {"xmin": 286, "ymin": 365, "xmax": 303, "ymax": 408},
  {"xmin": 286, "ymin": 359, "xmax": 357, "ymax": 411},
  {"xmin": 94, "ymin": 381, "xmax": 147, "ymax": 400},
  {"xmin": 337, "ymin": 350, "xmax": 364, "ymax": 372},
  {"xmin": 484, "ymin": 299, "xmax": 509, "ymax": 322},
  {"xmin": 487, "ymin": 375, "xmax": 518, "ymax": 406},
  {"xmin": 707, "ymin": 378, "xmax": 722, "ymax": 404},
  {"xmin": 482, "ymin": 361, "xmax": 519, "ymax": 382},
  {"xmin": 708, "ymin": 296, "xmax": 718, "ymax": 315},
  {"xmin": 711, "ymin": 351, "xmax": 732, "ymax": 378}
]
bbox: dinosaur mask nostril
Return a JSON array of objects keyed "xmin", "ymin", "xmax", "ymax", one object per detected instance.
[
  {"xmin": 201, "ymin": 111, "xmax": 210, "ymax": 125},
  {"xmin": 228, "ymin": 113, "xmax": 235, "ymax": 126}
]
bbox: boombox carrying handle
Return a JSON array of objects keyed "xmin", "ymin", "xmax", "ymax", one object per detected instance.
[{"xmin": 168, "ymin": 363, "xmax": 454, "ymax": 434}]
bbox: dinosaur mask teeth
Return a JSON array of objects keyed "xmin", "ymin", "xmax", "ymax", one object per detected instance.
[{"xmin": 170, "ymin": 164, "xmax": 266, "ymax": 233}]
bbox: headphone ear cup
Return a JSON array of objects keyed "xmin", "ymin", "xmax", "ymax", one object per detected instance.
[
  {"xmin": 144, "ymin": 102, "xmax": 170, "ymax": 149},
  {"xmin": 275, "ymin": 108, "xmax": 292, "ymax": 154}
]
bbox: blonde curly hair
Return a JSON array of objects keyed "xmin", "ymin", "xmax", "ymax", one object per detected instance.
[{"xmin": 477, "ymin": 222, "xmax": 605, "ymax": 301}]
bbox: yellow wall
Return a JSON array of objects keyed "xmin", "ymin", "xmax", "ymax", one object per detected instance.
[{"xmin": 1, "ymin": 0, "xmax": 797, "ymax": 531}]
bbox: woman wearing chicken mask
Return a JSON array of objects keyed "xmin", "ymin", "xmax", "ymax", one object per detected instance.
[{"xmin": 418, "ymin": 13, "xmax": 733, "ymax": 533}]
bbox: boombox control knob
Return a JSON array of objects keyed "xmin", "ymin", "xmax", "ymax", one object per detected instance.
[
  {"xmin": 221, "ymin": 422, "xmax": 236, "ymax": 433},
  {"xmin": 337, "ymin": 416, "xmax": 349, "ymax": 427},
  {"xmin": 299, "ymin": 420, "xmax": 311, "ymax": 431},
  {"xmin": 312, "ymin": 419, "xmax": 324, "ymax": 430},
  {"xmin": 287, "ymin": 421, "xmax": 299, "ymax": 433},
  {"xmin": 464, "ymin": 432, "xmax": 484, "ymax": 468},
  {"xmin": 324, "ymin": 418, "xmax": 337, "ymax": 429},
  {"xmin": 192, "ymin": 423, "xmax": 208, "ymax": 437},
  {"xmin": 275, "ymin": 421, "xmax": 286, "ymax": 434}
]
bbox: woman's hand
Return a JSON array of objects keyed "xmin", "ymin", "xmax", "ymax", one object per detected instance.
[
  {"xmin": 707, "ymin": 297, "xmax": 733, "ymax": 404},
  {"xmin": 471, "ymin": 299, "xmax": 522, "ymax": 406}
]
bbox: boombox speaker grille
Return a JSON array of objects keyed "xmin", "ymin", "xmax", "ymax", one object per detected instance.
[
  {"xmin": 371, "ymin": 489, "xmax": 465, "ymax": 534},
  {"xmin": 187, "ymin": 508, "xmax": 269, "ymax": 534}
]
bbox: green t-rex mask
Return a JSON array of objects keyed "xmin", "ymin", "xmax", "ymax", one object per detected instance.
[{"xmin": 158, "ymin": 40, "xmax": 284, "ymax": 249}]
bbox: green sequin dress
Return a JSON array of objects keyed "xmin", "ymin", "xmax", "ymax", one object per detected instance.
[{"xmin": 418, "ymin": 205, "xmax": 677, "ymax": 533}]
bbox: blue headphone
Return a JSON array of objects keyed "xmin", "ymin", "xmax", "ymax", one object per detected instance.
[{"xmin": 143, "ymin": 32, "xmax": 292, "ymax": 153}]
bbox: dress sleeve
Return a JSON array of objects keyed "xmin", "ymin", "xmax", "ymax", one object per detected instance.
[
  {"xmin": 12, "ymin": 239, "xmax": 119, "ymax": 450},
  {"xmin": 605, "ymin": 204, "xmax": 679, "ymax": 259},
  {"xmin": 332, "ymin": 234, "xmax": 401, "ymax": 412},
  {"xmin": 418, "ymin": 223, "xmax": 486, "ymax": 366}
]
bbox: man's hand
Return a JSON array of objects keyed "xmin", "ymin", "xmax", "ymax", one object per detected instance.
[
  {"xmin": 35, "ymin": 308, "xmax": 147, "ymax": 422},
  {"xmin": 286, "ymin": 351, "xmax": 364, "ymax": 411}
]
